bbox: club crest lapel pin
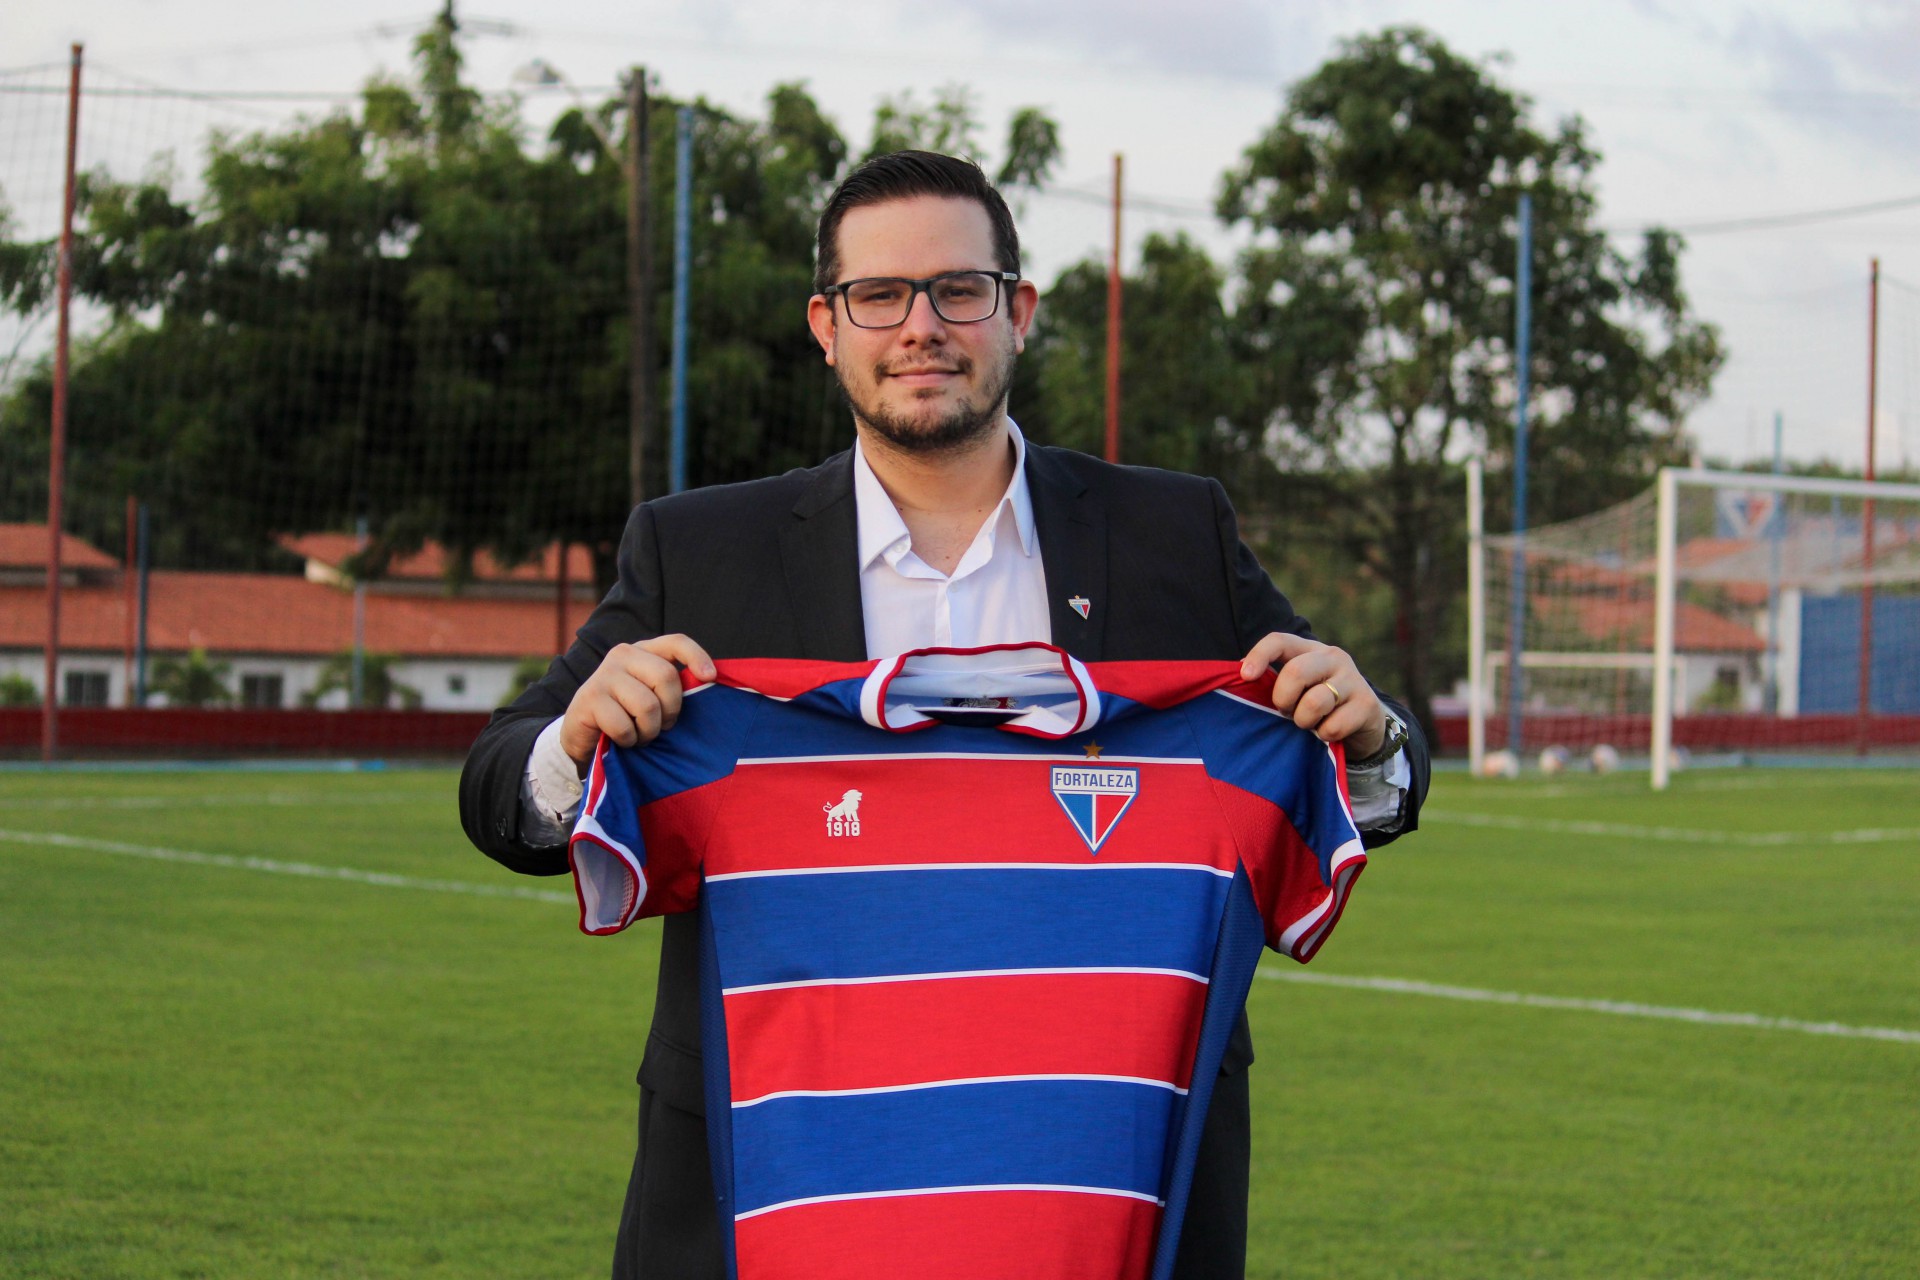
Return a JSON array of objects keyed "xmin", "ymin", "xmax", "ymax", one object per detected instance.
[{"xmin": 1068, "ymin": 596, "xmax": 1091, "ymax": 620}]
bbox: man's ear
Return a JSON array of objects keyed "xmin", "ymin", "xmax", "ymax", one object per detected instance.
[
  {"xmin": 1008, "ymin": 278, "xmax": 1040, "ymax": 354},
  {"xmin": 806, "ymin": 294, "xmax": 838, "ymax": 366}
]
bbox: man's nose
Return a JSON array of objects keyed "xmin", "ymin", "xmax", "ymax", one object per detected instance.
[{"xmin": 896, "ymin": 287, "xmax": 948, "ymax": 342}]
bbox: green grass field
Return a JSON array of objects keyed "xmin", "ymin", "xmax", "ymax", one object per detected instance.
[{"xmin": 3, "ymin": 765, "xmax": 1916, "ymax": 1278}]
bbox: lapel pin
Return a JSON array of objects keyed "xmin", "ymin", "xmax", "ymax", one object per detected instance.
[{"xmin": 1068, "ymin": 596, "xmax": 1091, "ymax": 620}]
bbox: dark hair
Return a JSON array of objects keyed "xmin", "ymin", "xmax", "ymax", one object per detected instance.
[{"xmin": 813, "ymin": 150, "xmax": 1021, "ymax": 295}]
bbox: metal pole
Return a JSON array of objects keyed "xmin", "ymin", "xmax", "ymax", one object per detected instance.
[
  {"xmin": 626, "ymin": 66, "xmax": 652, "ymax": 510},
  {"xmin": 669, "ymin": 105, "xmax": 692, "ymax": 495},
  {"xmin": 1858, "ymin": 258, "xmax": 1878, "ymax": 754},
  {"xmin": 133, "ymin": 501, "xmax": 150, "ymax": 706},
  {"xmin": 1505, "ymin": 193, "xmax": 1533, "ymax": 756},
  {"xmin": 42, "ymin": 43, "xmax": 83, "ymax": 761},
  {"xmin": 351, "ymin": 515, "xmax": 367, "ymax": 708},
  {"xmin": 1466, "ymin": 457, "xmax": 1487, "ymax": 776},
  {"xmin": 123, "ymin": 494, "xmax": 136, "ymax": 704},
  {"xmin": 1764, "ymin": 412, "xmax": 1783, "ymax": 713},
  {"xmin": 1104, "ymin": 152, "xmax": 1122, "ymax": 464},
  {"xmin": 1651, "ymin": 467, "xmax": 1679, "ymax": 790}
]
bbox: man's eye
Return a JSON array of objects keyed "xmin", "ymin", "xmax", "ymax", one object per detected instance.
[
  {"xmin": 849, "ymin": 282, "xmax": 906, "ymax": 305},
  {"xmin": 934, "ymin": 277, "xmax": 988, "ymax": 302}
]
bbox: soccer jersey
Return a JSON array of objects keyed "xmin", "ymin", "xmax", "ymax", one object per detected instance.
[{"xmin": 569, "ymin": 644, "xmax": 1366, "ymax": 1280}]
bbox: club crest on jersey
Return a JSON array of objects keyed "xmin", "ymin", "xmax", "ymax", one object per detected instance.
[
  {"xmin": 1050, "ymin": 765, "xmax": 1138, "ymax": 854},
  {"xmin": 823, "ymin": 789, "xmax": 863, "ymax": 837}
]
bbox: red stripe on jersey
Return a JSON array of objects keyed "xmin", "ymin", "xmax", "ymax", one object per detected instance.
[
  {"xmin": 701, "ymin": 657, "xmax": 875, "ymax": 699},
  {"xmin": 734, "ymin": 1187, "xmax": 1159, "ymax": 1280},
  {"xmin": 622, "ymin": 783, "xmax": 726, "ymax": 918},
  {"xmin": 1205, "ymin": 776, "xmax": 1344, "ymax": 958},
  {"xmin": 705, "ymin": 759, "xmax": 1237, "ymax": 876},
  {"xmin": 724, "ymin": 972, "xmax": 1208, "ymax": 1102}
]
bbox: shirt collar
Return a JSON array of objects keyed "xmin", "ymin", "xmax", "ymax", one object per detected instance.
[{"xmin": 852, "ymin": 418, "xmax": 1037, "ymax": 571}]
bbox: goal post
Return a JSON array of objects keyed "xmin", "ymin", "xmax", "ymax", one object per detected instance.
[{"xmin": 1467, "ymin": 465, "xmax": 1920, "ymax": 788}]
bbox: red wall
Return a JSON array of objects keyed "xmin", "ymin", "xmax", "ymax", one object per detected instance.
[{"xmin": 0, "ymin": 708, "xmax": 490, "ymax": 757}]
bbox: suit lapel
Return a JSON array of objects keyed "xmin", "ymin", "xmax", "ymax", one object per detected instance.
[
  {"xmin": 778, "ymin": 450, "xmax": 868, "ymax": 661},
  {"xmin": 1027, "ymin": 445, "xmax": 1109, "ymax": 661}
]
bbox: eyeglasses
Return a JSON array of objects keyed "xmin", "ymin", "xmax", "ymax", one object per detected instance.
[{"xmin": 822, "ymin": 271, "xmax": 1020, "ymax": 329}]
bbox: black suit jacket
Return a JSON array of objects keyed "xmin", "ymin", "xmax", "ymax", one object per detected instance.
[{"xmin": 460, "ymin": 442, "xmax": 1429, "ymax": 1275}]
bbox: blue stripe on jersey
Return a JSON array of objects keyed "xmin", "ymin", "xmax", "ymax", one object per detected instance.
[
  {"xmin": 1149, "ymin": 868, "xmax": 1265, "ymax": 1280},
  {"xmin": 707, "ymin": 867, "xmax": 1231, "ymax": 990},
  {"xmin": 611, "ymin": 684, "xmax": 765, "ymax": 805},
  {"xmin": 730, "ymin": 1078, "xmax": 1177, "ymax": 1216},
  {"xmin": 1172, "ymin": 692, "xmax": 1356, "ymax": 878}
]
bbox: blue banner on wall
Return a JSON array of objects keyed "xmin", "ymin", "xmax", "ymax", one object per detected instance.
[{"xmin": 1799, "ymin": 594, "xmax": 1920, "ymax": 714}]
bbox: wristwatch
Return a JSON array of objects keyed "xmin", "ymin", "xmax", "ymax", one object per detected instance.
[{"xmin": 1346, "ymin": 710, "xmax": 1408, "ymax": 771}]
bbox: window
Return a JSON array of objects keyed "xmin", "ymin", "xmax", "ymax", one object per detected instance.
[
  {"xmin": 446, "ymin": 673, "xmax": 467, "ymax": 696},
  {"xmin": 240, "ymin": 673, "xmax": 284, "ymax": 709},
  {"xmin": 64, "ymin": 670, "xmax": 110, "ymax": 707}
]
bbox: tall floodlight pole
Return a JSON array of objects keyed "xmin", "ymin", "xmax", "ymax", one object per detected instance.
[
  {"xmin": 1466, "ymin": 457, "xmax": 1487, "ymax": 776},
  {"xmin": 1504, "ymin": 193, "xmax": 1534, "ymax": 758},
  {"xmin": 43, "ymin": 43, "xmax": 82, "ymax": 763},
  {"xmin": 1764, "ymin": 411, "xmax": 1784, "ymax": 712},
  {"xmin": 626, "ymin": 66, "xmax": 653, "ymax": 509},
  {"xmin": 1859, "ymin": 257, "xmax": 1879, "ymax": 754},
  {"xmin": 669, "ymin": 105, "xmax": 693, "ymax": 495},
  {"xmin": 1105, "ymin": 153, "xmax": 1123, "ymax": 464}
]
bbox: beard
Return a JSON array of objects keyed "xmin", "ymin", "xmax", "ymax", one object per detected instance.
[{"xmin": 836, "ymin": 334, "xmax": 1019, "ymax": 457}]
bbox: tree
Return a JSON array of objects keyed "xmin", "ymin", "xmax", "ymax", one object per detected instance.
[
  {"xmin": 0, "ymin": 673, "xmax": 38, "ymax": 707},
  {"xmin": 150, "ymin": 648, "xmax": 233, "ymax": 708},
  {"xmin": 0, "ymin": 18, "xmax": 1061, "ymax": 599},
  {"xmin": 1021, "ymin": 232, "xmax": 1251, "ymax": 480},
  {"xmin": 1216, "ymin": 27, "xmax": 1723, "ymax": 729},
  {"xmin": 301, "ymin": 651, "xmax": 422, "ymax": 710}
]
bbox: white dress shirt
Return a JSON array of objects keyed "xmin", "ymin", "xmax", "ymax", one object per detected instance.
[{"xmin": 520, "ymin": 420, "xmax": 1405, "ymax": 837}]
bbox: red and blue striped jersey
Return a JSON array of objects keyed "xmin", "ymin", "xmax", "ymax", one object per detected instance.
[{"xmin": 569, "ymin": 644, "xmax": 1366, "ymax": 1280}]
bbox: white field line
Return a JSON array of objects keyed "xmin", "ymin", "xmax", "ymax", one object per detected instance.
[
  {"xmin": 0, "ymin": 828, "xmax": 572, "ymax": 904},
  {"xmin": 1260, "ymin": 969, "xmax": 1920, "ymax": 1045},
  {"xmin": 8, "ymin": 826, "xmax": 1914, "ymax": 1046},
  {"xmin": 1424, "ymin": 810, "xmax": 1920, "ymax": 847}
]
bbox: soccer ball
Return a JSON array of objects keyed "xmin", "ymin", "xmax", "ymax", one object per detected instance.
[
  {"xmin": 1482, "ymin": 749, "xmax": 1521, "ymax": 780},
  {"xmin": 1538, "ymin": 746, "xmax": 1570, "ymax": 777},
  {"xmin": 1589, "ymin": 743, "xmax": 1620, "ymax": 775}
]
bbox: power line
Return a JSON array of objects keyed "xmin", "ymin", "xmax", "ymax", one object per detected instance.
[{"xmin": 1635, "ymin": 192, "xmax": 1920, "ymax": 237}]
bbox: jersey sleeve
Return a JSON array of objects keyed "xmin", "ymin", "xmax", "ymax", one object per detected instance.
[
  {"xmin": 1183, "ymin": 684, "xmax": 1367, "ymax": 963},
  {"xmin": 568, "ymin": 683, "xmax": 761, "ymax": 935}
]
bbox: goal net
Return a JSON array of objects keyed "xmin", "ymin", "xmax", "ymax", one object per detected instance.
[{"xmin": 1468, "ymin": 465, "xmax": 1920, "ymax": 786}]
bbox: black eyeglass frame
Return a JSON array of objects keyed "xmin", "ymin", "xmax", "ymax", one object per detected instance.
[{"xmin": 821, "ymin": 270, "xmax": 1022, "ymax": 329}]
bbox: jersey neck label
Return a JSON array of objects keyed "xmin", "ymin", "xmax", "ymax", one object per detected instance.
[{"xmin": 1050, "ymin": 765, "xmax": 1139, "ymax": 854}]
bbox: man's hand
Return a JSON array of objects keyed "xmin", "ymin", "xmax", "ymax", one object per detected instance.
[
  {"xmin": 560, "ymin": 635, "xmax": 717, "ymax": 770},
  {"xmin": 1240, "ymin": 632, "xmax": 1387, "ymax": 760}
]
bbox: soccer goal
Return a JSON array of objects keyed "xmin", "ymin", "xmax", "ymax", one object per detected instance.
[{"xmin": 1466, "ymin": 463, "xmax": 1920, "ymax": 787}]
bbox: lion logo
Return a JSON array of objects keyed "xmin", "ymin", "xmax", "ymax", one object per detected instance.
[{"xmin": 823, "ymin": 789, "xmax": 863, "ymax": 837}]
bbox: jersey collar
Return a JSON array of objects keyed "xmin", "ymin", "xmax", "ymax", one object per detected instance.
[{"xmin": 857, "ymin": 643, "xmax": 1101, "ymax": 738}]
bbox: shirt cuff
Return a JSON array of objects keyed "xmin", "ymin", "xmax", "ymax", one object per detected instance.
[
  {"xmin": 1344, "ymin": 745, "xmax": 1410, "ymax": 833},
  {"xmin": 520, "ymin": 717, "xmax": 586, "ymax": 843}
]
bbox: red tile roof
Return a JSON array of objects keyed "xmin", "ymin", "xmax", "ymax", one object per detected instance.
[
  {"xmin": 1564, "ymin": 595, "xmax": 1765, "ymax": 653},
  {"xmin": 0, "ymin": 572, "xmax": 591, "ymax": 659},
  {"xmin": 279, "ymin": 534, "xmax": 595, "ymax": 585},
  {"xmin": 0, "ymin": 524, "xmax": 119, "ymax": 571}
]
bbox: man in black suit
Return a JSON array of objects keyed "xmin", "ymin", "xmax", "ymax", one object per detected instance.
[{"xmin": 461, "ymin": 150, "xmax": 1427, "ymax": 1279}]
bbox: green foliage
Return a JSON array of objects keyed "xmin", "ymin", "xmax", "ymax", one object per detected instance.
[
  {"xmin": 0, "ymin": 672, "xmax": 40, "ymax": 707},
  {"xmin": 504, "ymin": 655, "xmax": 551, "ymax": 707},
  {"xmin": 0, "ymin": 33, "xmax": 1060, "ymax": 593},
  {"xmin": 150, "ymin": 647, "xmax": 233, "ymax": 708},
  {"xmin": 301, "ymin": 651, "xmax": 422, "ymax": 710},
  {"xmin": 1215, "ymin": 27, "xmax": 1723, "ymax": 724}
]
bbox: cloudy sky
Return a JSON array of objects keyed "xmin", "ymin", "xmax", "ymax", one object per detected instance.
[{"xmin": 10, "ymin": 0, "xmax": 1920, "ymax": 469}]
